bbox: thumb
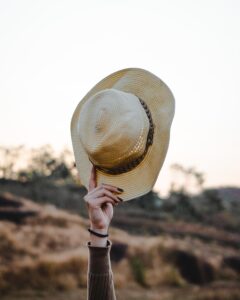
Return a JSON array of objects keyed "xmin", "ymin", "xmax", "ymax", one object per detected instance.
[{"xmin": 103, "ymin": 202, "xmax": 114, "ymax": 220}]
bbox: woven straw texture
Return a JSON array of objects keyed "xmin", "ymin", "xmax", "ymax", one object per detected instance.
[{"xmin": 71, "ymin": 68, "xmax": 175, "ymax": 201}]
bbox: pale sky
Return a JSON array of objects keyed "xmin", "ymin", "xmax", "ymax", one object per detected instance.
[{"xmin": 0, "ymin": 0, "xmax": 239, "ymax": 195}]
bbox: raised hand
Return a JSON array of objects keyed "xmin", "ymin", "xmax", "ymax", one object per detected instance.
[{"xmin": 84, "ymin": 166, "xmax": 123, "ymax": 246}]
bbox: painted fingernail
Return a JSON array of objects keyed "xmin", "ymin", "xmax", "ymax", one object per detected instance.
[
  {"xmin": 117, "ymin": 188, "xmax": 124, "ymax": 192},
  {"xmin": 117, "ymin": 196, "xmax": 123, "ymax": 202}
]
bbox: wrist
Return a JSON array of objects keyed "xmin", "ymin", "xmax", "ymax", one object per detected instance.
[
  {"xmin": 90, "ymin": 224, "xmax": 108, "ymax": 234},
  {"xmin": 90, "ymin": 235, "xmax": 108, "ymax": 247},
  {"xmin": 89, "ymin": 225, "xmax": 109, "ymax": 247}
]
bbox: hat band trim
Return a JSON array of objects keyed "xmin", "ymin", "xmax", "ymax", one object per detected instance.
[{"xmin": 91, "ymin": 97, "xmax": 155, "ymax": 175}]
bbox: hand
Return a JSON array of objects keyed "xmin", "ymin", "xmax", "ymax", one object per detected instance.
[{"xmin": 84, "ymin": 166, "xmax": 123, "ymax": 246}]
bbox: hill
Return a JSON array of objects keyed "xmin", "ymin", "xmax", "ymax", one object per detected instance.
[{"xmin": 0, "ymin": 192, "xmax": 240, "ymax": 299}]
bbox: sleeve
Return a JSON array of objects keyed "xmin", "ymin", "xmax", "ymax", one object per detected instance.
[{"xmin": 87, "ymin": 239, "xmax": 117, "ymax": 300}]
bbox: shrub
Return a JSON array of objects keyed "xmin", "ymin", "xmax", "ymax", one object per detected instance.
[{"xmin": 129, "ymin": 256, "xmax": 147, "ymax": 287}]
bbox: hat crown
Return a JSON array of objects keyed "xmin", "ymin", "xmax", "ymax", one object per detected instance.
[{"xmin": 77, "ymin": 89, "xmax": 150, "ymax": 169}]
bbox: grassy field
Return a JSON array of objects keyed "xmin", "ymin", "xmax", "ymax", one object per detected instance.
[
  {"xmin": 1, "ymin": 191, "xmax": 240, "ymax": 300},
  {"xmin": 2, "ymin": 283, "xmax": 240, "ymax": 300}
]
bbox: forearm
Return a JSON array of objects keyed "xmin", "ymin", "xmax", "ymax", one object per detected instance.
[
  {"xmin": 87, "ymin": 239, "xmax": 116, "ymax": 300},
  {"xmin": 84, "ymin": 171, "xmax": 120, "ymax": 299}
]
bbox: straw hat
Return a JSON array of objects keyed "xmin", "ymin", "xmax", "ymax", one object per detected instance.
[{"xmin": 71, "ymin": 68, "xmax": 175, "ymax": 201}]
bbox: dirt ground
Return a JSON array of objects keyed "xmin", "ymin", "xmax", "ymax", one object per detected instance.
[{"xmin": 1, "ymin": 282, "xmax": 240, "ymax": 300}]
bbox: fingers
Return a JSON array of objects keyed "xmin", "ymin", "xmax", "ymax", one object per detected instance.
[
  {"xmin": 85, "ymin": 196, "xmax": 118, "ymax": 208},
  {"xmin": 88, "ymin": 165, "xmax": 97, "ymax": 191},
  {"xmin": 93, "ymin": 188, "xmax": 123, "ymax": 203},
  {"xmin": 88, "ymin": 183, "xmax": 124, "ymax": 196},
  {"xmin": 102, "ymin": 183, "xmax": 124, "ymax": 194},
  {"xmin": 87, "ymin": 186, "xmax": 124, "ymax": 205},
  {"xmin": 84, "ymin": 184, "xmax": 123, "ymax": 208}
]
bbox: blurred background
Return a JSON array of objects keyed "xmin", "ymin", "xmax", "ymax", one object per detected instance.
[{"xmin": 0, "ymin": 1, "xmax": 239, "ymax": 299}]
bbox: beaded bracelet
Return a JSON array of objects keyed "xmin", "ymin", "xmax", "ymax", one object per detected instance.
[{"xmin": 88, "ymin": 228, "xmax": 109, "ymax": 238}]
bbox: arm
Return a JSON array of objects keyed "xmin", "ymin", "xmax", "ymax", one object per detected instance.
[
  {"xmin": 84, "ymin": 166, "xmax": 123, "ymax": 300},
  {"xmin": 87, "ymin": 240, "xmax": 116, "ymax": 300}
]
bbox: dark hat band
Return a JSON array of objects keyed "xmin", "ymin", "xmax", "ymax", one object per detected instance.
[{"xmin": 89, "ymin": 97, "xmax": 155, "ymax": 175}]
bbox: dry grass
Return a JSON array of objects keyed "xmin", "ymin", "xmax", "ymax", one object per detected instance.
[
  {"xmin": 1, "ymin": 284, "xmax": 240, "ymax": 300},
  {"xmin": 0, "ymin": 192, "xmax": 240, "ymax": 295}
]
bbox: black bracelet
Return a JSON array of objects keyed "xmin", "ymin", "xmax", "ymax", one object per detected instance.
[{"xmin": 88, "ymin": 228, "xmax": 109, "ymax": 238}]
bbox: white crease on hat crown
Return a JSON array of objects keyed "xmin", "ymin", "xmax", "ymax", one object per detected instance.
[{"xmin": 77, "ymin": 88, "xmax": 150, "ymax": 169}]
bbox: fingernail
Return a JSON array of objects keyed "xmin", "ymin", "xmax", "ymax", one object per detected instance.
[
  {"xmin": 117, "ymin": 188, "xmax": 124, "ymax": 192},
  {"xmin": 117, "ymin": 196, "xmax": 123, "ymax": 202}
]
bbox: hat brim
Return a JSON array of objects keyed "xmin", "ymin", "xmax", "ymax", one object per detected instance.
[{"xmin": 71, "ymin": 68, "xmax": 175, "ymax": 201}]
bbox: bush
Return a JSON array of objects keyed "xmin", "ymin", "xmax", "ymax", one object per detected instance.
[{"xmin": 129, "ymin": 256, "xmax": 147, "ymax": 287}]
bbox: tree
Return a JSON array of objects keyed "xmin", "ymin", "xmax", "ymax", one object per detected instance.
[
  {"xmin": 170, "ymin": 163, "xmax": 205, "ymax": 195},
  {"xmin": 0, "ymin": 145, "xmax": 24, "ymax": 179},
  {"xmin": 0, "ymin": 144, "xmax": 77, "ymax": 184}
]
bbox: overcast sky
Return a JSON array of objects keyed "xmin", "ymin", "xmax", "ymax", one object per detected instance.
[{"xmin": 0, "ymin": 0, "xmax": 239, "ymax": 195}]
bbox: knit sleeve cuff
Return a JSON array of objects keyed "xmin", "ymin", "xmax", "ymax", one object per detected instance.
[{"xmin": 87, "ymin": 240, "xmax": 112, "ymax": 274}]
